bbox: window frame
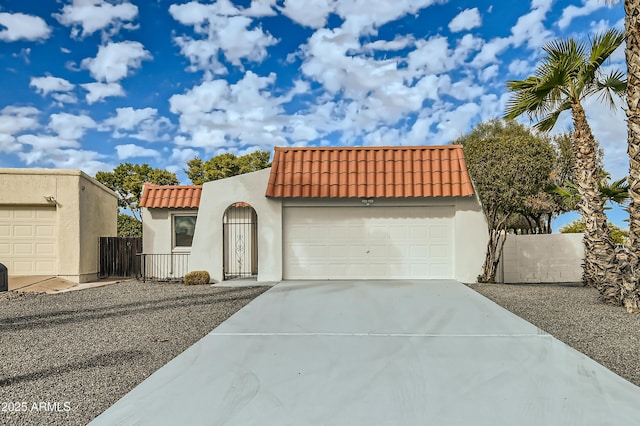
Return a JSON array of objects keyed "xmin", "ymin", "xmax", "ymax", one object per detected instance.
[{"xmin": 172, "ymin": 213, "xmax": 197, "ymax": 251}]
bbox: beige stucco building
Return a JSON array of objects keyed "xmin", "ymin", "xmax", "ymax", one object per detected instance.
[{"xmin": 0, "ymin": 168, "xmax": 118, "ymax": 283}]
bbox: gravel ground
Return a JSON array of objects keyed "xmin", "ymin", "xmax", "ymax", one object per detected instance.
[
  {"xmin": 468, "ymin": 282, "xmax": 640, "ymax": 388},
  {"xmin": 0, "ymin": 280, "xmax": 268, "ymax": 426}
]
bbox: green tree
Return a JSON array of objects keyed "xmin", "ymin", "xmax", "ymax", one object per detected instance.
[
  {"xmin": 504, "ymin": 29, "xmax": 626, "ymax": 302},
  {"xmin": 96, "ymin": 163, "xmax": 179, "ymax": 223},
  {"xmin": 455, "ymin": 119, "xmax": 555, "ymax": 283},
  {"xmin": 186, "ymin": 151, "xmax": 271, "ymax": 185},
  {"xmin": 117, "ymin": 213, "xmax": 143, "ymax": 237},
  {"xmin": 560, "ymin": 218, "xmax": 629, "ymax": 246}
]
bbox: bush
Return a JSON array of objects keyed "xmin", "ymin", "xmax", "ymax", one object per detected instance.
[{"xmin": 184, "ymin": 270, "xmax": 210, "ymax": 285}]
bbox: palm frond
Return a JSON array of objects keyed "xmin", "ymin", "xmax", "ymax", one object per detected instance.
[
  {"xmin": 587, "ymin": 29, "xmax": 625, "ymax": 72},
  {"xmin": 599, "ymin": 177, "xmax": 630, "ymax": 205},
  {"xmin": 535, "ymin": 101, "xmax": 571, "ymax": 132}
]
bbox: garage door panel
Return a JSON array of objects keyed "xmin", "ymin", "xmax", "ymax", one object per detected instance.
[
  {"xmin": 14, "ymin": 225, "xmax": 34, "ymax": 237},
  {"xmin": 13, "ymin": 243, "xmax": 34, "ymax": 255},
  {"xmin": 284, "ymin": 206, "xmax": 454, "ymax": 279},
  {"xmin": 36, "ymin": 243, "xmax": 55, "ymax": 255},
  {"xmin": 0, "ymin": 206, "xmax": 57, "ymax": 275},
  {"xmin": 36, "ymin": 225, "xmax": 55, "ymax": 237},
  {"xmin": 329, "ymin": 245, "xmax": 350, "ymax": 257},
  {"xmin": 36, "ymin": 209, "xmax": 55, "ymax": 219},
  {"xmin": 14, "ymin": 209, "xmax": 35, "ymax": 219}
]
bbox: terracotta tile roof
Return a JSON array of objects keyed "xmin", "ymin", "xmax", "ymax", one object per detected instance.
[
  {"xmin": 265, "ymin": 145, "xmax": 474, "ymax": 198},
  {"xmin": 140, "ymin": 183, "xmax": 202, "ymax": 208}
]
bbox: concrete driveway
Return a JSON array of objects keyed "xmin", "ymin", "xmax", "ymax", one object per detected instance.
[
  {"xmin": 90, "ymin": 280, "xmax": 640, "ymax": 425},
  {"xmin": 7, "ymin": 276, "xmax": 124, "ymax": 293}
]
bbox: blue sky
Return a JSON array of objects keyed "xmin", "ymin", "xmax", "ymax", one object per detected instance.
[{"xmin": 0, "ymin": 0, "xmax": 629, "ymax": 230}]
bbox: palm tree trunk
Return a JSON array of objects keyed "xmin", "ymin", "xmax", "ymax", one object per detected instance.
[
  {"xmin": 622, "ymin": 0, "xmax": 640, "ymax": 310},
  {"xmin": 625, "ymin": 0, "xmax": 640, "ymax": 250},
  {"xmin": 571, "ymin": 103, "xmax": 619, "ymax": 302}
]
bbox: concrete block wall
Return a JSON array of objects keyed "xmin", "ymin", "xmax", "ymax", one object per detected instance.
[{"xmin": 500, "ymin": 233, "xmax": 584, "ymax": 283}]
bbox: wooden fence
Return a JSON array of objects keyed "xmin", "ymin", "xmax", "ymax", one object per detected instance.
[{"xmin": 99, "ymin": 237, "xmax": 142, "ymax": 278}]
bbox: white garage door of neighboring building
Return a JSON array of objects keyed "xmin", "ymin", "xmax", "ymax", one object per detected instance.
[
  {"xmin": 0, "ymin": 206, "xmax": 58, "ymax": 275},
  {"xmin": 284, "ymin": 206, "xmax": 454, "ymax": 279}
]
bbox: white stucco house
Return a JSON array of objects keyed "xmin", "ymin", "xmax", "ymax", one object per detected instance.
[
  {"xmin": 0, "ymin": 168, "xmax": 118, "ymax": 283},
  {"xmin": 140, "ymin": 145, "xmax": 489, "ymax": 283}
]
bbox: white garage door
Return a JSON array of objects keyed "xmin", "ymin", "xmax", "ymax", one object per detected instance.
[
  {"xmin": 284, "ymin": 206, "xmax": 454, "ymax": 279},
  {"xmin": 0, "ymin": 206, "xmax": 58, "ymax": 275}
]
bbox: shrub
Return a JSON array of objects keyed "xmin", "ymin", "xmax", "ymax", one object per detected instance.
[{"xmin": 184, "ymin": 270, "xmax": 210, "ymax": 285}]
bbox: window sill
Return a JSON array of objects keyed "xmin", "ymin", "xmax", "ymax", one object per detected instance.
[{"xmin": 171, "ymin": 247, "xmax": 192, "ymax": 254}]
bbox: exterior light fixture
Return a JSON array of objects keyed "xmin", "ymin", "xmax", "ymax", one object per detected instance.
[
  {"xmin": 361, "ymin": 198, "xmax": 374, "ymax": 206},
  {"xmin": 44, "ymin": 195, "xmax": 56, "ymax": 203}
]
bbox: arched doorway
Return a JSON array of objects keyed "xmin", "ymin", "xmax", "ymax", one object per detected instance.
[{"xmin": 223, "ymin": 202, "xmax": 258, "ymax": 280}]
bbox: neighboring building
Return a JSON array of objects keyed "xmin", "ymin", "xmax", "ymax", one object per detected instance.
[
  {"xmin": 140, "ymin": 145, "xmax": 489, "ymax": 283},
  {"xmin": 139, "ymin": 184, "xmax": 201, "ymax": 280},
  {"xmin": 0, "ymin": 168, "xmax": 118, "ymax": 283}
]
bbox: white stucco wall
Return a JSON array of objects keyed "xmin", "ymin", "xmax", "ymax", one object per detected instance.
[
  {"xmin": 159, "ymin": 168, "xmax": 488, "ymax": 284},
  {"xmin": 0, "ymin": 168, "xmax": 117, "ymax": 283},
  {"xmin": 452, "ymin": 196, "xmax": 489, "ymax": 283},
  {"xmin": 189, "ymin": 168, "xmax": 282, "ymax": 282},
  {"xmin": 500, "ymin": 233, "xmax": 584, "ymax": 283},
  {"xmin": 141, "ymin": 208, "xmax": 198, "ymax": 254}
]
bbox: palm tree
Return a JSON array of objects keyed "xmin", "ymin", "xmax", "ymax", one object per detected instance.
[{"xmin": 504, "ymin": 29, "xmax": 626, "ymax": 303}]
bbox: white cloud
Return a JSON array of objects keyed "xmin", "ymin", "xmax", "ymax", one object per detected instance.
[
  {"xmin": 0, "ymin": 12, "xmax": 51, "ymax": 42},
  {"xmin": 17, "ymin": 134, "xmax": 80, "ymax": 150},
  {"xmin": 81, "ymin": 82, "xmax": 125, "ymax": 104},
  {"xmin": 115, "ymin": 144, "xmax": 161, "ymax": 160},
  {"xmin": 18, "ymin": 147, "xmax": 111, "ymax": 175},
  {"xmin": 173, "ymin": 37, "xmax": 227, "ymax": 75},
  {"xmin": 480, "ymin": 64, "xmax": 499, "ymax": 82},
  {"xmin": 170, "ymin": 0, "xmax": 278, "ymax": 75},
  {"xmin": 509, "ymin": 0, "xmax": 553, "ymax": 49},
  {"xmin": 470, "ymin": 37, "xmax": 509, "ymax": 68},
  {"xmin": 81, "ymin": 41, "xmax": 152, "ymax": 83},
  {"xmin": 557, "ymin": 0, "xmax": 606, "ymax": 30},
  {"xmin": 169, "ymin": 71, "xmax": 289, "ymax": 149},
  {"xmin": 0, "ymin": 133, "xmax": 21, "ymax": 153},
  {"xmin": 448, "ymin": 8, "xmax": 482, "ymax": 33},
  {"xmin": 51, "ymin": 93, "xmax": 79, "ymax": 104},
  {"xmin": 101, "ymin": 107, "xmax": 173, "ymax": 142},
  {"xmin": 471, "ymin": 1, "xmax": 553, "ymax": 68},
  {"xmin": 279, "ymin": 0, "xmax": 336, "ymax": 28},
  {"xmin": 407, "ymin": 36, "xmax": 459, "ymax": 75},
  {"xmin": 435, "ymin": 102, "xmax": 482, "ymax": 142},
  {"xmin": 48, "ymin": 113, "xmax": 96, "ymax": 141},
  {"xmin": 0, "ymin": 106, "xmax": 40, "ymax": 136},
  {"xmin": 508, "ymin": 58, "xmax": 531, "ymax": 75},
  {"xmin": 363, "ymin": 35, "xmax": 414, "ymax": 52},
  {"xmin": 30, "ymin": 76, "xmax": 75, "ymax": 95},
  {"xmin": 54, "ymin": 0, "xmax": 138, "ymax": 38},
  {"xmin": 170, "ymin": 147, "xmax": 201, "ymax": 164},
  {"xmin": 335, "ymin": 0, "xmax": 439, "ymax": 36},
  {"xmin": 102, "ymin": 107, "xmax": 157, "ymax": 130}
]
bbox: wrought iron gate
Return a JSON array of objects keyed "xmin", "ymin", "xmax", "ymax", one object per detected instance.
[{"xmin": 223, "ymin": 204, "xmax": 258, "ymax": 280}]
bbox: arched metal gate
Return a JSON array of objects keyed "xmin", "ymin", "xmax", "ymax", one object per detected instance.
[{"xmin": 223, "ymin": 203, "xmax": 258, "ymax": 280}]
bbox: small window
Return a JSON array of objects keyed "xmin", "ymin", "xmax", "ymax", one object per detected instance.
[{"xmin": 174, "ymin": 215, "xmax": 197, "ymax": 247}]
